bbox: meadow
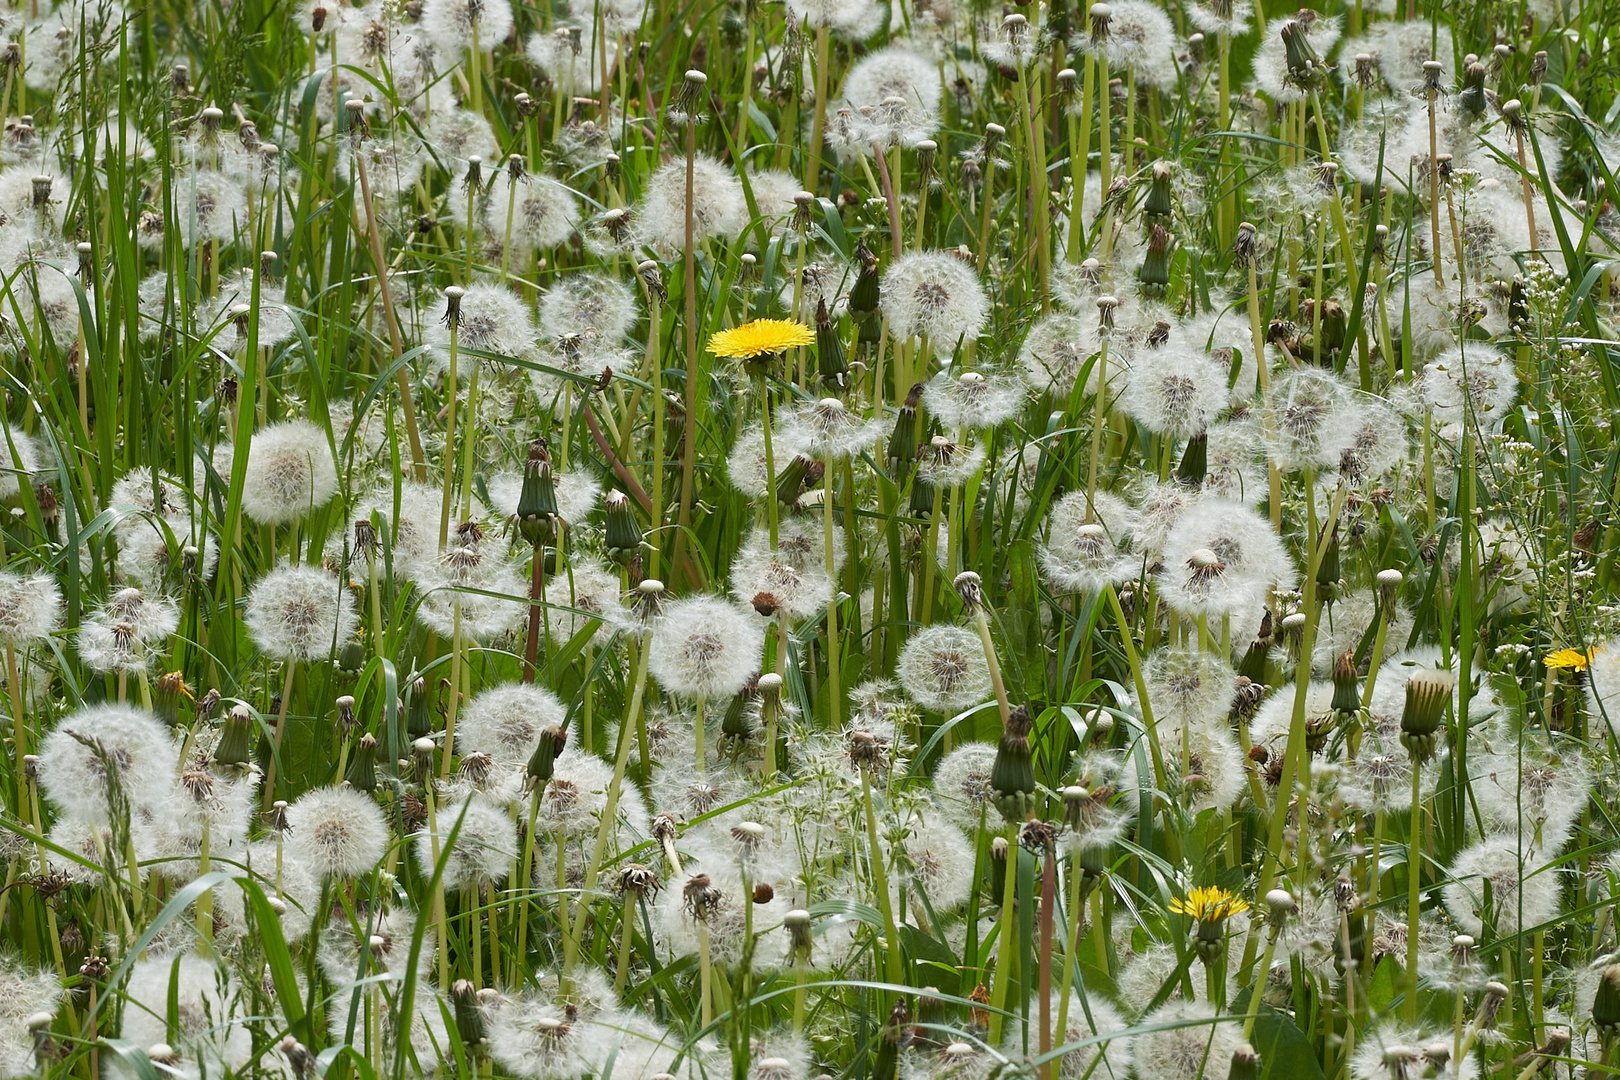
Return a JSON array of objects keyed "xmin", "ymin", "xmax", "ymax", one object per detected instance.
[{"xmin": 0, "ymin": 0, "xmax": 1616, "ymax": 1075}]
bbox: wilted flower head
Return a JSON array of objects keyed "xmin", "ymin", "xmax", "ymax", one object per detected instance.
[
  {"xmin": 245, "ymin": 565, "xmax": 358, "ymax": 663},
  {"xmin": 240, "ymin": 419, "xmax": 339, "ymax": 526}
]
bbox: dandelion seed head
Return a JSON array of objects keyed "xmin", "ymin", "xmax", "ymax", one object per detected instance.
[
  {"xmin": 38, "ymin": 703, "xmax": 176, "ymax": 825},
  {"xmin": 897, "ymin": 624, "xmax": 992, "ymax": 716},
  {"xmin": 284, "ymin": 784, "xmax": 391, "ymax": 880},
  {"xmin": 240, "ymin": 420, "xmax": 339, "ymax": 526},
  {"xmin": 648, "ymin": 596, "xmax": 764, "ymax": 701}
]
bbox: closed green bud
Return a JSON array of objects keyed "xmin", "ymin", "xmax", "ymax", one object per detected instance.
[
  {"xmin": 1281, "ymin": 21, "xmax": 1322, "ymax": 87},
  {"xmin": 604, "ymin": 489, "xmax": 641, "ymax": 561},
  {"xmin": 406, "ymin": 676, "xmax": 434, "ymax": 738},
  {"xmin": 526, "ymin": 724, "xmax": 568, "ymax": 786},
  {"xmin": 991, "ymin": 705, "xmax": 1038, "ymax": 821},
  {"xmin": 1227, "ymin": 1044, "xmax": 1259, "ymax": 1080},
  {"xmin": 1177, "ymin": 431, "xmax": 1207, "ymax": 485},
  {"xmin": 889, "ymin": 383, "xmax": 923, "ymax": 469},
  {"xmin": 1400, "ymin": 669, "xmax": 1454, "ymax": 761},
  {"xmin": 849, "ymin": 243, "xmax": 880, "ymax": 315},
  {"xmin": 215, "ymin": 705, "xmax": 255, "ymax": 766},
  {"xmin": 339, "ymin": 637, "xmax": 367, "ymax": 673},
  {"xmin": 1138, "ymin": 224, "xmax": 1175, "ymax": 290},
  {"xmin": 1595, "ymin": 965, "xmax": 1620, "ymax": 1036},
  {"xmin": 345, "ymin": 733, "xmax": 378, "ymax": 792},
  {"xmin": 1331, "ymin": 649, "xmax": 1361, "ymax": 715},
  {"xmin": 1144, "ymin": 161, "xmax": 1174, "ymax": 218},
  {"xmin": 815, "ymin": 299, "xmax": 847, "ymax": 388},
  {"xmin": 452, "ymin": 980, "xmax": 486, "ymax": 1049},
  {"xmin": 517, "ymin": 438, "xmax": 557, "ymax": 546}
]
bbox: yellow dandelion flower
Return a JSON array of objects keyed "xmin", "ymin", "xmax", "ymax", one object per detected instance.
[
  {"xmin": 706, "ymin": 318, "xmax": 815, "ymax": 359},
  {"xmin": 1544, "ymin": 647, "xmax": 1595, "ymax": 672},
  {"xmin": 1168, "ymin": 885, "xmax": 1249, "ymax": 923}
]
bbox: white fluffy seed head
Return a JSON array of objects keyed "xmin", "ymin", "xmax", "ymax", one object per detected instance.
[
  {"xmin": 37, "ymin": 703, "xmax": 176, "ymax": 825},
  {"xmin": 284, "ymin": 784, "xmax": 391, "ymax": 880},
  {"xmin": 240, "ymin": 419, "xmax": 339, "ymax": 526},
  {"xmin": 245, "ymin": 565, "xmax": 358, "ymax": 663},
  {"xmin": 647, "ymin": 596, "xmax": 764, "ymax": 701}
]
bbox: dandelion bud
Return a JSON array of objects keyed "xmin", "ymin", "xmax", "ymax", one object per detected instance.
[
  {"xmin": 1138, "ymin": 224, "xmax": 1174, "ymax": 291},
  {"xmin": 991, "ymin": 705, "xmax": 1038, "ymax": 822},
  {"xmin": 406, "ymin": 675, "xmax": 434, "ymax": 738},
  {"xmin": 603, "ymin": 489, "xmax": 642, "ymax": 562},
  {"xmin": 517, "ymin": 438, "xmax": 558, "ymax": 546},
  {"xmin": 1400, "ymin": 669, "xmax": 1454, "ymax": 761},
  {"xmin": 1459, "ymin": 60, "xmax": 1488, "ymax": 118},
  {"xmin": 1594, "ymin": 965, "xmax": 1620, "ymax": 1036},
  {"xmin": 886, "ymin": 383, "xmax": 922, "ymax": 470},
  {"xmin": 526, "ymin": 724, "xmax": 568, "ymax": 786},
  {"xmin": 1226, "ymin": 1044, "xmax": 1259, "ymax": 1080},
  {"xmin": 816, "ymin": 298, "xmax": 847, "ymax": 387},
  {"xmin": 1281, "ymin": 21, "xmax": 1322, "ymax": 88},
  {"xmin": 448, "ymin": 980, "xmax": 487, "ymax": 1049},
  {"xmin": 1176, "ymin": 430, "xmax": 1207, "ymax": 484},
  {"xmin": 216, "ymin": 705, "xmax": 255, "ymax": 766},
  {"xmin": 345, "ymin": 733, "xmax": 378, "ymax": 792},
  {"xmin": 990, "ymin": 835, "xmax": 1009, "ymax": 898},
  {"xmin": 1331, "ymin": 649, "xmax": 1361, "ymax": 715},
  {"xmin": 1145, "ymin": 161, "xmax": 1174, "ymax": 219}
]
